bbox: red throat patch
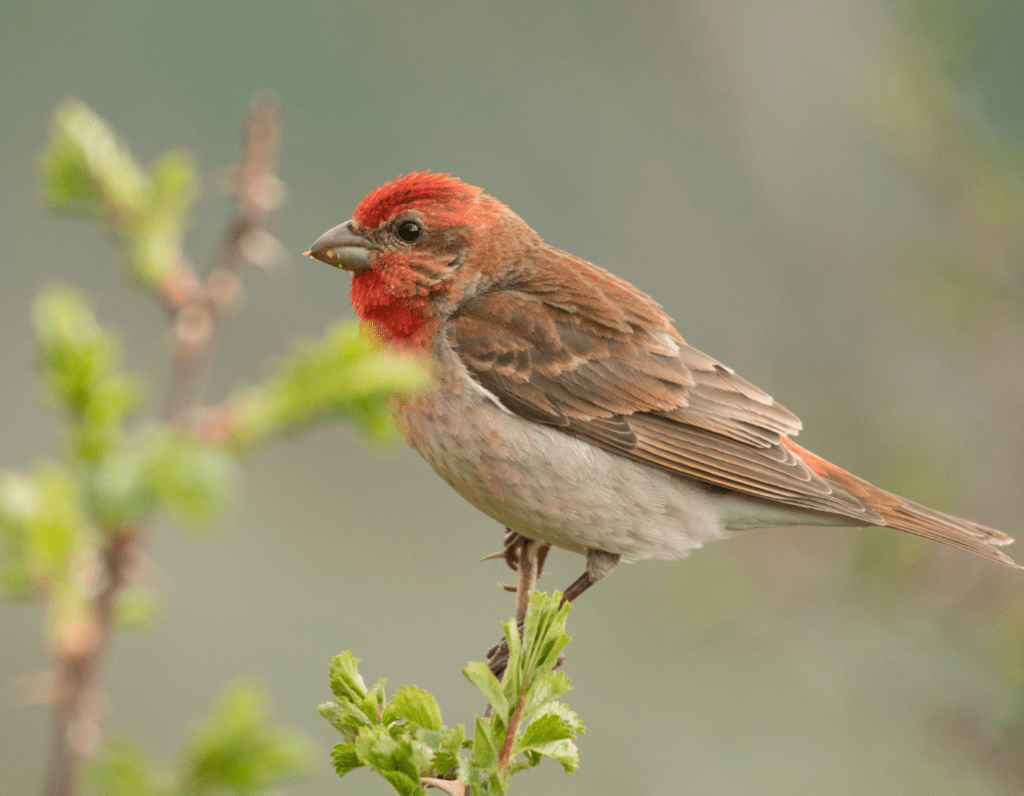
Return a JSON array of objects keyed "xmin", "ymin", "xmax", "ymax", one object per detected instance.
[{"xmin": 349, "ymin": 265, "xmax": 432, "ymax": 349}]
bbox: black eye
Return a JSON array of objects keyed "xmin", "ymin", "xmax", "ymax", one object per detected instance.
[{"xmin": 396, "ymin": 220, "xmax": 422, "ymax": 243}]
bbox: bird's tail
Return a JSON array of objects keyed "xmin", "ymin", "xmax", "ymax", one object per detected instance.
[
  {"xmin": 784, "ymin": 438, "xmax": 1020, "ymax": 569},
  {"xmin": 873, "ymin": 491, "xmax": 1020, "ymax": 569}
]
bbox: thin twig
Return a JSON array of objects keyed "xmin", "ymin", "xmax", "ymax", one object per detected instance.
[{"xmin": 161, "ymin": 97, "xmax": 283, "ymax": 426}]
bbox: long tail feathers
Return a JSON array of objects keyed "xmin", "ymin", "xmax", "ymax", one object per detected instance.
[
  {"xmin": 785, "ymin": 439, "xmax": 1020, "ymax": 569},
  {"xmin": 874, "ymin": 493, "xmax": 1020, "ymax": 569}
]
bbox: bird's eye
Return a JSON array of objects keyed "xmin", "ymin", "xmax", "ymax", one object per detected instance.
[{"xmin": 396, "ymin": 220, "xmax": 422, "ymax": 243}]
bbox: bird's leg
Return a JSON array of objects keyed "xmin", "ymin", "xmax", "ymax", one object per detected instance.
[
  {"xmin": 561, "ymin": 548, "xmax": 620, "ymax": 604},
  {"xmin": 485, "ymin": 547, "xmax": 619, "ymax": 678},
  {"xmin": 483, "ymin": 533, "xmax": 544, "ymax": 717},
  {"xmin": 514, "ymin": 536, "xmax": 540, "ymax": 625}
]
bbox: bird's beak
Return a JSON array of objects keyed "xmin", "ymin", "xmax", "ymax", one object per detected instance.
[{"xmin": 305, "ymin": 219, "xmax": 372, "ymax": 272}]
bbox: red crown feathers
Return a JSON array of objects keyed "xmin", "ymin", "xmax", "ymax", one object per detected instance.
[{"xmin": 353, "ymin": 172, "xmax": 486, "ymax": 229}]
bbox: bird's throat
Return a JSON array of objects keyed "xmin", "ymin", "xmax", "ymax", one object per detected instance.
[{"xmin": 349, "ymin": 268, "xmax": 432, "ymax": 349}]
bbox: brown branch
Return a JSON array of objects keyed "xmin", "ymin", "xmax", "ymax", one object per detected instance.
[
  {"xmin": 43, "ymin": 529, "xmax": 138, "ymax": 796},
  {"xmin": 42, "ymin": 98, "xmax": 284, "ymax": 796},
  {"xmin": 161, "ymin": 96, "xmax": 283, "ymax": 426}
]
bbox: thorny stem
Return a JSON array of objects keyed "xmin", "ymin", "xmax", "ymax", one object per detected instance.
[{"xmin": 42, "ymin": 98, "xmax": 284, "ymax": 796}]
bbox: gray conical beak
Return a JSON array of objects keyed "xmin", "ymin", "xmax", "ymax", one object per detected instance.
[{"xmin": 305, "ymin": 220, "xmax": 372, "ymax": 272}]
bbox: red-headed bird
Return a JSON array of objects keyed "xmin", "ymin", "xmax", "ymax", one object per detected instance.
[{"xmin": 308, "ymin": 172, "xmax": 1019, "ymax": 601}]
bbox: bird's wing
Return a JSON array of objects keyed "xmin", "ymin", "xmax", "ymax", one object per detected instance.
[
  {"xmin": 448, "ymin": 268, "xmax": 1018, "ymax": 567},
  {"xmin": 448, "ymin": 267, "xmax": 871, "ymax": 519}
]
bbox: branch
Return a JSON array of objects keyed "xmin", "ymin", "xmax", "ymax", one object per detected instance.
[
  {"xmin": 160, "ymin": 97, "xmax": 283, "ymax": 426},
  {"xmin": 43, "ymin": 528, "xmax": 137, "ymax": 796},
  {"xmin": 41, "ymin": 99, "xmax": 284, "ymax": 796}
]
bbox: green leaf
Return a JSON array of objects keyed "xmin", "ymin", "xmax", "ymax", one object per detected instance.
[
  {"xmin": 178, "ymin": 682, "xmax": 312, "ymax": 794},
  {"xmin": 0, "ymin": 465, "xmax": 90, "ymax": 599},
  {"xmin": 384, "ymin": 685, "xmax": 443, "ymax": 731},
  {"xmin": 521, "ymin": 591, "xmax": 571, "ymax": 674},
  {"xmin": 519, "ymin": 712, "xmax": 573, "ymax": 748},
  {"xmin": 41, "ymin": 100, "xmax": 148, "ymax": 220},
  {"xmin": 330, "ymin": 743, "xmax": 364, "ymax": 778},
  {"xmin": 365, "ymin": 676, "xmax": 389, "ymax": 720},
  {"xmin": 520, "ymin": 670, "xmax": 572, "ymax": 719},
  {"xmin": 40, "ymin": 101, "xmax": 198, "ymax": 289},
  {"xmin": 429, "ymin": 750, "xmax": 459, "ymax": 780},
  {"xmin": 323, "ymin": 653, "xmax": 390, "ymax": 733},
  {"xmin": 150, "ymin": 151, "xmax": 197, "ymax": 215},
  {"xmin": 379, "ymin": 769, "xmax": 427, "ymax": 796},
  {"xmin": 83, "ymin": 738, "xmax": 158, "ymax": 796},
  {"xmin": 32, "ymin": 286, "xmax": 140, "ymax": 463},
  {"xmin": 145, "ymin": 430, "xmax": 235, "ymax": 531},
  {"xmin": 353, "ymin": 725, "xmax": 428, "ymax": 796},
  {"xmin": 519, "ymin": 703, "xmax": 583, "ymax": 774},
  {"xmin": 536, "ymin": 702, "xmax": 583, "ymax": 736},
  {"xmin": 317, "ymin": 700, "xmax": 374, "ymax": 740},
  {"xmin": 89, "ymin": 447, "xmax": 156, "ymax": 525},
  {"xmin": 230, "ymin": 322, "xmax": 431, "ymax": 448},
  {"xmin": 470, "ymin": 715, "xmax": 498, "ymax": 771},
  {"xmin": 327, "ymin": 652, "xmax": 367, "ymax": 699},
  {"xmin": 89, "ymin": 428, "xmax": 235, "ymax": 532},
  {"xmin": 0, "ymin": 471, "xmax": 41, "ymax": 598},
  {"xmin": 462, "ymin": 661, "xmax": 509, "ymax": 720},
  {"xmin": 131, "ymin": 151, "xmax": 197, "ymax": 286},
  {"xmin": 520, "ymin": 737, "xmax": 579, "ymax": 774}
]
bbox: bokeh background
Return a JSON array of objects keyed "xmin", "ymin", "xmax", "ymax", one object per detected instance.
[{"xmin": 2, "ymin": 0, "xmax": 1023, "ymax": 794}]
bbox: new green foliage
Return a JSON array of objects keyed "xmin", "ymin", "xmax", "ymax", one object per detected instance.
[
  {"xmin": 230, "ymin": 321, "xmax": 432, "ymax": 449},
  {"xmin": 41, "ymin": 100, "xmax": 197, "ymax": 289},
  {"xmin": 83, "ymin": 683, "xmax": 312, "ymax": 796},
  {"xmin": 319, "ymin": 592, "xmax": 583, "ymax": 795}
]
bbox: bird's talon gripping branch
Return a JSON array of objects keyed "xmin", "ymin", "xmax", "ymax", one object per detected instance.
[{"xmin": 502, "ymin": 528, "xmax": 523, "ymax": 571}]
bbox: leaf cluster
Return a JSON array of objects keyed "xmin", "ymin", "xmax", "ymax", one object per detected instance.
[
  {"xmin": 83, "ymin": 683, "xmax": 312, "ymax": 796},
  {"xmin": 319, "ymin": 592, "xmax": 583, "ymax": 795},
  {"xmin": 0, "ymin": 289, "xmax": 234, "ymax": 623},
  {"xmin": 42, "ymin": 100, "xmax": 196, "ymax": 289},
  {"xmin": 230, "ymin": 321, "xmax": 431, "ymax": 449}
]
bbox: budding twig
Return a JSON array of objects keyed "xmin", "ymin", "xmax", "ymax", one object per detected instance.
[
  {"xmin": 160, "ymin": 97, "xmax": 283, "ymax": 427},
  {"xmin": 42, "ymin": 98, "xmax": 284, "ymax": 796}
]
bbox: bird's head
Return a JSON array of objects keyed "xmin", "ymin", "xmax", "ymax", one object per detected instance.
[{"xmin": 308, "ymin": 172, "xmax": 537, "ymax": 348}]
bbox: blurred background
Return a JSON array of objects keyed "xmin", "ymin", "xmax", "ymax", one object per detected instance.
[{"xmin": 2, "ymin": 0, "xmax": 1023, "ymax": 793}]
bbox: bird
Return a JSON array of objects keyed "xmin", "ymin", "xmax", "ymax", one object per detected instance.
[{"xmin": 307, "ymin": 171, "xmax": 1019, "ymax": 606}]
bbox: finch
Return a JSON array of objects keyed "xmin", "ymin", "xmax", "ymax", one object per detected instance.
[{"xmin": 308, "ymin": 172, "xmax": 1019, "ymax": 601}]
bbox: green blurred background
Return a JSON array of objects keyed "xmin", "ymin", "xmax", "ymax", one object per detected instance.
[{"xmin": 2, "ymin": 0, "xmax": 1023, "ymax": 793}]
